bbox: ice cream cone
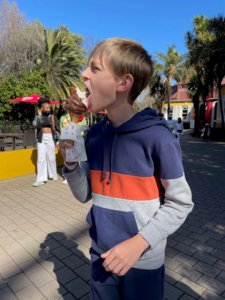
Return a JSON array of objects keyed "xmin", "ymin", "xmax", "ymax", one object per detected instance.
[
  {"xmin": 69, "ymin": 112, "xmax": 82, "ymax": 124},
  {"xmin": 67, "ymin": 87, "xmax": 86, "ymax": 123}
]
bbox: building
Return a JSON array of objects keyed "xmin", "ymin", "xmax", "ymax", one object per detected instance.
[{"xmin": 160, "ymin": 81, "xmax": 194, "ymax": 125}]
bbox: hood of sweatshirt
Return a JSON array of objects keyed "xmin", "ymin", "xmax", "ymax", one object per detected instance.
[
  {"xmin": 90, "ymin": 108, "xmax": 169, "ymax": 184},
  {"xmin": 101, "ymin": 107, "xmax": 168, "ymax": 134}
]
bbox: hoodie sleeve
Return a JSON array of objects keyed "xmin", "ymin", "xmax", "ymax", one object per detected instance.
[
  {"xmin": 63, "ymin": 161, "xmax": 92, "ymax": 203},
  {"xmin": 138, "ymin": 138, "xmax": 193, "ymax": 250},
  {"xmin": 63, "ymin": 130, "xmax": 92, "ymax": 203}
]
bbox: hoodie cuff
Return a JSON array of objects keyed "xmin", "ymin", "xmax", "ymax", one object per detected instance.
[{"xmin": 138, "ymin": 221, "xmax": 165, "ymax": 250}]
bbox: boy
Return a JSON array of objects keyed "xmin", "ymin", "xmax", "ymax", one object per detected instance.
[{"xmin": 59, "ymin": 38, "xmax": 193, "ymax": 300}]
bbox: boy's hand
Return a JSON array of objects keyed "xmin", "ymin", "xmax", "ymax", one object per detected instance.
[
  {"xmin": 101, "ymin": 234, "xmax": 149, "ymax": 276},
  {"xmin": 59, "ymin": 139, "xmax": 75, "ymax": 165}
]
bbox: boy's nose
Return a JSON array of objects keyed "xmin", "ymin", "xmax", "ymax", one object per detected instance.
[{"xmin": 81, "ymin": 68, "xmax": 90, "ymax": 80}]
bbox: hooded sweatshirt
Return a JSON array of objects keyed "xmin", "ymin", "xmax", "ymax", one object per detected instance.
[{"xmin": 64, "ymin": 108, "xmax": 193, "ymax": 270}]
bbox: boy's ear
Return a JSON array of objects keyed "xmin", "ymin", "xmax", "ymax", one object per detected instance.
[{"xmin": 116, "ymin": 74, "xmax": 134, "ymax": 93}]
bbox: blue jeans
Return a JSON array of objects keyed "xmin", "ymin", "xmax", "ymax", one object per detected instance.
[{"xmin": 90, "ymin": 248, "xmax": 165, "ymax": 300}]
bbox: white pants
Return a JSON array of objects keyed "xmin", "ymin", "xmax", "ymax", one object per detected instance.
[{"xmin": 37, "ymin": 134, "xmax": 57, "ymax": 181}]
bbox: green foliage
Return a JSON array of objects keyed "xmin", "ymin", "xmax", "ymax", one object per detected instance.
[
  {"xmin": 38, "ymin": 26, "xmax": 87, "ymax": 101},
  {"xmin": 0, "ymin": 70, "xmax": 52, "ymax": 121}
]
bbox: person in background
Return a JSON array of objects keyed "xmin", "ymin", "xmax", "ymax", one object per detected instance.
[
  {"xmin": 167, "ymin": 115, "xmax": 176, "ymax": 133},
  {"xmin": 158, "ymin": 112, "xmax": 164, "ymax": 118},
  {"xmin": 201, "ymin": 123, "xmax": 210, "ymax": 143},
  {"xmin": 32, "ymin": 98, "xmax": 60, "ymax": 187},
  {"xmin": 60, "ymin": 100, "xmax": 87, "ymax": 184},
  {"xmin": 174, "ymin": 117, "xmax": 184, "ymax": 142}
]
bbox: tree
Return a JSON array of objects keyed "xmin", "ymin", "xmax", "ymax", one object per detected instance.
[
  {"xmin": 150, "ymin": 74, "xmax": 167, "ymax": 114},
  {"xmin": 209, "ymin": 15, "xmax": 225, "ymax": 131},
  {"xmin": 37, "ymin": 26, "xmax": 87, "ymax": 101},
  {"xmin": 186, "ymin": 74, "xmax": 202, "ymax": 135},
  {"xmin": 0, "ymin": 71, "xmax": 52, "ymax": 120},
  {"xmin": 0, "ymin": 0, "xmax": 45, "ymax": 78},
  {"xmin": 185, "ymin": 15, "xmax": 214, "ymax": 124},
  {"xmin": 84, "ymin": 36, "xmax": 101, "ymax": 58},
  {"xmin": 155, "ymin": 45, "xmax": 184, "ymax": 119}
]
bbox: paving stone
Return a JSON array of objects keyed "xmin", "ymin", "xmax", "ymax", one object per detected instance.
[
  {"xmin": 58, "ymin": 293, "xmax": 76, "ymax": 300},
  {"xmin": 193, "ymin": 261, "xmax": 221, "ymax": 278},
  {"xmin": 0, "ymin": 287, "xmax": 17, "ymax": 300},
  {"xmin": 19, "ymin": 259, "xmax": 44, "ymax": 275},
  {"xmin": 164, "ymin": 267, "xmax": 182, "ymax": 285},
  {"xmin": 28, "ymin": 268, "xmax": 55, "ymax": 287},
  {"xmin": 80, "ymin": 294, "xmax": 91, "ymax": 300},
  {"xmin": 167, "ymin": 238, "xmax": 178, "ymax": 247},
  {"xmin": 0, "ymin": 252, "xmax": 13, "ymax": 266},
  {"xmin": 179, "ymin": 295, "xmax": 195, "ymax": 300},
  {"xmin": 175, "ymin": 277, "xmax": 206, "ymax": 298},
  {"xmin": 166, "ymin": 246, "xmax": 179, "ymax": 258},
  {"xmin": 39, "ymin": 280, "xmax": 67, "ymax": 300},
  {"xmin": 7, "ymin": 272, "xmax": 32, "ymax": 292},
  {"xmin": 51, "ymin": 246, "xmax": 73, "ymax": 260},
  {"xmin": 3, "ymin": 242, "xmax": 24, "ymax": 255},
  {"xmin": 187, "ymin": 226, "xmax": 206, "ymax": 235},
  {"xmin": 175, "ymin": 264, "xmax": 202, "ymax": 282},
  {"xmin": 59, "ymin": 238, "xmax": 79, "ymax": 249},
  {"xmin": 197, "ymin": 274, "xmax": 225, "ymax": 295},
  {"xmin": 41, "ymin": 238, "xmax": 61, "ymax": 251},
  {"xmin": 41, "ymin": 256, "xmax": 65, "ymax": 273},
  {"xmin": 207, "ymin": 239, "xmax": 225, "ymax": 251},
  {"xmin": 164, "ymin": 282, "xmax": 184, "ymax": 300},
  {"xmin": 0, "ymin": 261, "xmax": 21, "ymax": 279},
  {"xmin": 74, "ymin": 264, "xmax": 91, "ymax": 282},
  {"xmin": 54, "ymin": 266, "xmax": 77, "ymax": 284},
  {"xmin": 165, "ymin": 256, "xmax": 181, "ymax": 270},
  {"xmin": 193, "ymin": 251, "xmax": 218, "ymax": 266},
  {"xmin": 203, "ymin": 230, "xmax": 224, "ymax": 241},
  {"xmin": 216, "ymin": 271, "xmax": 225, "ymax": 284},
  {"xmin": 199, "ymin": 290, "xmax": 225, "ymax": 300},
  {"xmin": 63, "ymin": 254, "xmax": 85, "ymax": 270},
  {"xmin": 10, "ymin": 250, "xmax": 33, "ymax": 264},
  {"xmin": 173, "ymin": 243, "xmax": 197, "ymax": 256},
  {"xmin": 176, "ymin": 228, "xmax": 192, "ymax": 237},
  {"xmin": 174, "ymin": 235, "xmax": 195, "ymax": 246},
  {"xmin": 189, "ymin": 233, "xmax": 209, "ymax": 244},
  {"xmin": 15, "ymin": 284, "xmax": 44, "ymax": 300},
  {"xmin": 211, "ymin": 249, "xmax": 225, "ymax": 260},
  {"xmin": 65, "ymin": 277, "xmax": 90, "ymax": 299},
  {"xmin": 173, "ymin": 252, "xmax": 198, "ymax": 267},
  {"xmin": 0, "ymin": 278, "xmax": 7, "ymax": 290},
  {"xmin": 213, "ymin": 260, "xmax": 225, "ymax": 271},
  {"xmin": 191, "ymin": 241, "xmax": 214, "ymax": 254}
]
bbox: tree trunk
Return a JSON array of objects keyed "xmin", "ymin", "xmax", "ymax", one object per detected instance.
[
  {"xmin": 202, "ymin": 93, "xmax": 206, "ymax": 125},
  {"xmin": 167, "ymin": 79, "xmax": 171, "ymax": 120},
  {"xmin": 193, "ymin": 95, "xmax": 199, "ymax": 135}
]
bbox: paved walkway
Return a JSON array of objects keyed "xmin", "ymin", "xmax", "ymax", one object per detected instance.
[{"xmin": 0, "ymin": 131, "xmax": 225, "ymax": 300}]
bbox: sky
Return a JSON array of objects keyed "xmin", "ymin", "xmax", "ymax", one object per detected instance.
[{"xmin": 14, "ymin": 0, "xmax": 225, "ymax": 57}]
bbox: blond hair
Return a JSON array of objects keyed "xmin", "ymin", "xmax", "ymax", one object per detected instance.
[{"xmin": 88, "ymin": 38, "xmax": 154, "ymax": 104}]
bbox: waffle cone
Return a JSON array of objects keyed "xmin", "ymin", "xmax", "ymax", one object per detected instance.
[{"xmin": 69, "ymin": 111, "xmax": 82, "ymax": 124}]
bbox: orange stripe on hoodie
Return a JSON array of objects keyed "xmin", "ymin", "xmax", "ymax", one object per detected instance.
[{"xmin": 90, "ymin": 170, "xmax": 164, "ymax": 201}]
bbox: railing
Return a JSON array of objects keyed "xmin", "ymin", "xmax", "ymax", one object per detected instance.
[{"xmin": 0, "ymin": 120, "xmax": 34, "ymax": 133}]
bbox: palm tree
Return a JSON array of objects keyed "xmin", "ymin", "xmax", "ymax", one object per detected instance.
[
  {"xmin": 185, "ymin": 15, "xmax": 214, "ymax": 124},
  {"xmin": 186, "ymin": 74, "xmax": 203, "ymax": 135},
  {"xmin": 155, "ymin": 45, "xmax": 184, "ymax": 119},
  {"xmin": 209, "ymin": 15, "xmax": 225, "ymax": 131},
  {"xmin": 38, "ymin": 27, "xmax": 87, "ymax": 102},
  {"xmin": 150, "ymin": 74, "xmax": 167, "ymax": 114}
]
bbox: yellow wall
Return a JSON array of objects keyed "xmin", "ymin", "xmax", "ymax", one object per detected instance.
[
  {"xmin": 164, "ymin": 101, "xmax": 193, "ymax": 107},
  {"xmin": 0, "ymin": 148, "xmax": 64, "ymax": 181}
]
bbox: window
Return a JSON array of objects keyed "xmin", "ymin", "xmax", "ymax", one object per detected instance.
[
  {"xmin": 218, "ymin": 96, "xmax": 225, "ymax": 120},
  {"xmin": 182, "ymin": 106, "xmax": 188, "ymax": 120}
]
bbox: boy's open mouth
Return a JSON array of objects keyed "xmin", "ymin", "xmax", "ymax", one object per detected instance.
[{"xmin": 85, "ymin": 87, "xmax": 90, "ymax": 98}]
